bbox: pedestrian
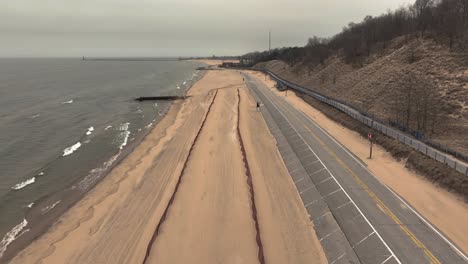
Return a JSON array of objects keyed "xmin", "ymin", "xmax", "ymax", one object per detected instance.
[{"xmin": 256, "ymin": 102, "xmax": 260, "ymax": 111}]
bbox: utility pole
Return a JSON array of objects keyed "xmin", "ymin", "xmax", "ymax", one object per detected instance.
[{"xmin": 368, "ymin": 133, "xmax": 373, "ymax": 159}]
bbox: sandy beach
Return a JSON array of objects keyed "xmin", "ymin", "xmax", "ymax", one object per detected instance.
[{"xmin": 10, "ymin": 66, "xmax": 326, "ymax": 264}]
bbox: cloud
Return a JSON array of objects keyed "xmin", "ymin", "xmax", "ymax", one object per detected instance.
[{"xmin": 0, "ymin": 0, "xmax": 414, "ymax": 56}]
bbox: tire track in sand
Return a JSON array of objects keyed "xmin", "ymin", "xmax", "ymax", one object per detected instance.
[
  {"xmin": 236, "ymin": 88, "xmax": 266, "ymax": 264},
  {"xmin": 142, "ymin": 90, "xmax": 219, "ymax": 264}
]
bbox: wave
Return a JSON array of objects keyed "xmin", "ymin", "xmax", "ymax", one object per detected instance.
[
  {"xmin": 183, "ymin": 81, "xmax": 187, "ymax": 85},
  {"xmin": 38, "ymin": 172, "xmax": 44, "ymax": 176},
  {"xmin": 145, "ymin": 123, "xmax": 153, "ymax": 129},
  {"xmin": 86, "ymin": 126, "xmax": 94, "ymax": 136},
  {"xmin": 0, "ymin": 219, "xmax": 28, "ymax": 258},
  {"xmin": 176, "ymin": 86, "xmax": 181, "ymax": 90},
  {"xmin": 26, "ymin": 202, "xmax": 34, "ymax": 208},
  {"xmin": 41, "ymin": 200, "xmax": 61, "ymax": 214},
  {"xmin": 77, "ymin": 153, "xmax": 119, "ymax": 191},
  {"xmin": 63, "ymin": 142, "xmax": 81, "ymax": 156},
  {"xmin": 62, "ymin": 100, "xmax": 73, "ymax": 104},
  {"xmin": 11, "ymin": 177, "xmax": 35, "ymax": 190},
  {"xmin": 31, "ymin": 114, "xmax": 40, "ymax": 119},
  {"xmin": 105, "ymin": 125, "xmax": 112, "ymax": 130},
  {"xmin": 118, "ymin": 123, "xmax": 130, "ymax": 150}
]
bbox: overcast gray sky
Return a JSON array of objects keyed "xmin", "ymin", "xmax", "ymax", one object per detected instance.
[{"xmin": 1, "ymin": 0, "xmax": 414, "ymax": 57}]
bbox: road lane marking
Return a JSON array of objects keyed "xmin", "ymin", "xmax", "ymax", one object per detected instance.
[
  {"xmin": 320, "ymin": 228, "xmax": 340, "ymax": 242},
  {"xmin": 281, "ymin": 90, "xmax": 468, "ymax": 262},
  {"xmin": 294, "ymin": 178, "xmax": 304, "ymax": 183},
  {"xmin": 381, "ymin": 255, "xmax": 393, "ymax": 264},
  {"xmin": 330, "ymin": 252, "xmax": 346, "ymax": 264},
  {"xmin": 352, "ymin": 231, "xmax": 375, "ymax": 249},
  {"xmin": 334, "ymin": 201, "xmax": 352, "ymax": 210},
  {"xmin": 309, "ymin": 168, "xmax": 326, "ymax": 175},
  {"xmin": 252, "ymin": 82, "xmax": 402, "ymax": 264},
  {"xmin": 316, "ymin": 177, "xmax": 332, "ymax": 185},
  {"xmin": 269, "ymin": 86, "xmax": 441, "ymax": 264},
  {"xmin": 299, "ymin": 185, "xmax": 314, "ymax": 194}
]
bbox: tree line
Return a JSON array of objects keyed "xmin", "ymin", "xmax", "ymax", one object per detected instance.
[{"xmin": 242, "ymin": 0, "xmax": 468, "ymax": 66}]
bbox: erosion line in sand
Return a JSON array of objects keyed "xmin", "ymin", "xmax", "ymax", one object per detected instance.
[
  {"xmin": 142, "ymin": 90, "xmax": 219, "ymax": 264},
  {"xmin": 236, "ymin": 88, "xmax": 266, "ymax": 264}
]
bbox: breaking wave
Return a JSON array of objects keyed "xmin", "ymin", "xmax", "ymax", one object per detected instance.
[
  {"xmin": 86, "ymin": 126, "xmax": 94, "ymax": 136},
  {"xmin": 63, "ymin": 142, "xmax": 81, "ymax": 156},
  {"xmin": 0, "ymin": 219, "xmax": 28, "ymax": 258},
  {"xmin": 11, "ymin": 177, "xmax": 35, "ymax": 190}
]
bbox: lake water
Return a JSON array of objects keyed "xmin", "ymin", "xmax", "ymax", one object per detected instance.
[{"xmin": 0, "ymin": 58, "xmax": 203, "ymax": 260}]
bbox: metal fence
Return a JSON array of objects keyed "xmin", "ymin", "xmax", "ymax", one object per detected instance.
[{"xmin": 264, "ymin": 70, "xmax": 468, "ymax": 176}]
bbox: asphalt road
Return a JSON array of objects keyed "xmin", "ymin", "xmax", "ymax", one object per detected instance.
[{"xmin": 243, "ymin": 72, "xmax": 468, "ymax": 264}]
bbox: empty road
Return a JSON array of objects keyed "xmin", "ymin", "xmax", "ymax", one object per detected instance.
[{"xmin": 244, "ymin": 72, "xmax": 468, "ymax": 264}]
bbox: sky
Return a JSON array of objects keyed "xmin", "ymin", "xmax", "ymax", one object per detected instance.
[{"xmin": 1, "ymin": 0, "xmax": 415, "ymax": 57}]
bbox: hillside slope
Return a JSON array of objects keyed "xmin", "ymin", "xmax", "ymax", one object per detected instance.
[{"xmin": 255, "ymin": 37, "xmax": 468, "ymax": 156}]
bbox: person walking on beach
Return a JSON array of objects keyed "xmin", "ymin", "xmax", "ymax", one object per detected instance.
[{"xmin": 256, "ymin": 102, "xmax": 261, "ymax": 111}]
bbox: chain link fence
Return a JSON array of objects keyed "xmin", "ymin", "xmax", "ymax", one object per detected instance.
[{"xmin": 265, "ymin": 70, "xmax": 468, "ymax": 176}]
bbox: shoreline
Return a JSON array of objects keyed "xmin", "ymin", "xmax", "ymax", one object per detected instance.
[
  {"xmin": 9, "ymin": 65, "xmax": 326, "ymax": 264},
  {"xmin": 0, "ymin": 67, "xmax": 207, "ymax": 263}
]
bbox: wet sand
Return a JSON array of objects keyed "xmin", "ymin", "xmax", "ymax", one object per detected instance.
[
  {"xmin": 10, "ymin": 69, "xmax": 326, "ymax": 264},
  {"xmin": 248, "ymin": 70, "xmax": 468, "ymax": 254}
]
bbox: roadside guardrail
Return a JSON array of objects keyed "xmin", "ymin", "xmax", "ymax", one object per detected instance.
[{"xmin": 263, "ymin": 70, "xmax": 468, "ymax": 176}]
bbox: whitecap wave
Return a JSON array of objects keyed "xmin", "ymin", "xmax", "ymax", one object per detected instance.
[
  {"xmin": 63, "ymin": 142, "xmax": 81, "ymax": 156},
  {"xmin": 78, "ymin": 154, "xmax": 119, "ymax": 191},
  {"xmin": 41, "ymin": 200, "xmax": 61, "ymax": 214},
  {"xmin": 118, "ymin": 123, "xmax": 130, "ymax": 150},
  {"xmin": 0, "ymin": 219, "xmax": 28, "ymax": 258},
  {"xmin": 26, "ymin": 202, "xmax": 34, "ymax": 208},
  {"xmin": 145, "ymin": 123, "xmax": 153, "ymax": 129},
  {"xmin": 86, "ymin": 126, "xmax": 94, "ymax": 136},
  {"xmin": 119, "ymin": 131, "xmax": 130, "ymax": 150},
  {"xmin": 62, "ymin": 100, "xmax": 73, "ymax": 104},
  {"xmin": 31, "ymin": 114, "xmax": 40, "ymax": 119},
  {"xmin": 38, "ymin": 172, "xmax": 44, "ymax": 176},
  {"xmin": 11, "ymin": 177, "xmax": 35, "ymax": 190},
  {"xmin": 105, "ymin": 125, "xmax": 112, "ymax": 130},
  {"xmin": 154, "ymin": 103, "xmax": 158, "ymax": 108},
  {"xmin": 176, "ymin": 86, "xmax": 181, "ymax": 90},
  {"xmin": 183, "ymin": 81, "xmax": 187, "ymax": 85}
]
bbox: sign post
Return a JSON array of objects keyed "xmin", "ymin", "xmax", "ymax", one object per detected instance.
[{"xmin": 368, "ymin": 133, "xmax": 373, "ymax": 159}]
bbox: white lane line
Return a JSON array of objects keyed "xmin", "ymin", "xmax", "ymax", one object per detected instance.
[
  {"xmin": 289, "ymin": 167, "xmax": 301, "ymax": 175},
  {"xmin": 352, "ymin": 231, "xmax": 375, "ymax": 249},
  {"xmin": 323, "ymin": 189, "xmax": 341, "ymax": 198},
  {"xmin": 330, "ymin": 252, "xmax": 346, "ymax": 264},
  {"xmin": 285, "ymin": 91, "xmax": 468, "ymax": 262},
  {"xmin": 300, "ymin": 185, "xmax": 314, "ymax": 194},
  {"xmin": 317, "ymin": 176, "xmax": 332, "ymax": 185},
  {"xmin": 302, "ymin": 152, "xmax": 315, "ymax": 159},
  {"xmin": 305, "ymin": 199, "xmax": 319, "ymax": 207},
  {"xmin": 314, "ymin": 211, "xmax": 332, "ymax": 221},
  {"xmin": 381, "ymin": 255, "xmax": 393, "ymax": 264},
  {"xmin": 303, "ymin": 159, "xmax": 320, "ymax": 167},
  {"xmin": 320, "ymin": 228, "xmax": 340, "ymax": 242},
  {"xmin": 309, "ymin": 167, "xmax": 326, "ymax": 176},
  {"xmin": 294, "ymin": 178, "xmax": 304, "ymax": 183},
  {"xmin": 254, "ymin": 82, "xmax": 402, "ymax": 264},
  {"xmin": 334, "ymin": 201, "xmax": 352, "ymax": 210}
]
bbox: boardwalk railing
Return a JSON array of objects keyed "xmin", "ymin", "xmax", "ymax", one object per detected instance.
[{"xmin": 263, "ymin": 70, "xmax": 468, "ymax": 176}]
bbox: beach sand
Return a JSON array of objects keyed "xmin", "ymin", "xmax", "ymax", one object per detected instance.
[
  {"xmin": 247, "ymin": 70, "xmax": 468, "ymax": 254},
  {"xmin": 10, "ymin": 69, "xmax": 326, "ymax": 264}
]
